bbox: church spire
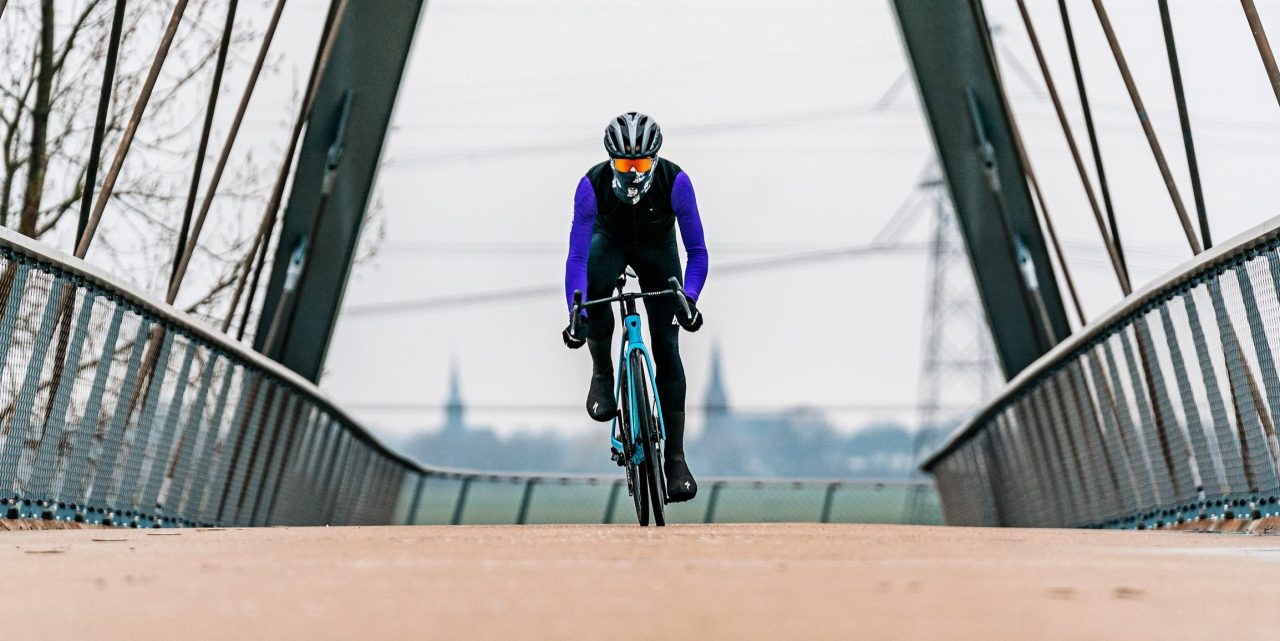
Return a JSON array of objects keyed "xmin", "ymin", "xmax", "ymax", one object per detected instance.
[
  {"xmin": 444, "ymin": 359, "xmax": 465, "ymax": 435},
  {"xmin": 704, "ymin": 340, "xmax": 729, "ymax": 423}
]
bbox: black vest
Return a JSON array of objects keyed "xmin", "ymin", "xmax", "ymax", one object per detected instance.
[{"xmin": 587, "ymin": 157, "xmax": 683, "ymax": 244}]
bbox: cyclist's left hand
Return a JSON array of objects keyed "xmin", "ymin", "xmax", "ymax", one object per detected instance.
[{"xmin": 678, "ymin": 298, "xmax": 704, "ymax": 332}]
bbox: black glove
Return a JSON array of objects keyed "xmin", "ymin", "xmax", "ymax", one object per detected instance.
[
  {"xmin": 562, "ymin": 318, "xmax": 587, "ymax": 349},
  {"xmin": 678, "ymin": 298, "xmax": 703, "ymax": 332}
]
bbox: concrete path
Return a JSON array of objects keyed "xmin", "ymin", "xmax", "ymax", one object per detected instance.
[{"xmin": 2, "ymin": 523, "xmax": 1278, "ymax": 640}]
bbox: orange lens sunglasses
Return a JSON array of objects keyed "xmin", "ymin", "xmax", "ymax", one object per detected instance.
[{"xmin": 612, "ymin": 157, "xmax": 655, "ymax": 173}]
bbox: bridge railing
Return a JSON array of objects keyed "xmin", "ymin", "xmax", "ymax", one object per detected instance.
[
  {"xmin": 397, "ymin": 468, "xmax": 941, "ymax": 526},
  {"xmin": 923, "ymin": 216, "xmax": 1280, "ymax": 529},
  {"xmin": 0, "ymin": 226, "xmax": 940, "ymax": 528},
  {"xmin": 0, "ymin": 226, "xmax": 415, "ymax": 527}
]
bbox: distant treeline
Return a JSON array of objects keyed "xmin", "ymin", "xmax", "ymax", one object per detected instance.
[{"xmin": 394, "ymin": 410, "xmax": 958, "ymax": 479}]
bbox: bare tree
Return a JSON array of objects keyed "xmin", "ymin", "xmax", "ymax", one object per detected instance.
[{"xmin": 0, "ymin": 0, "xmax": 274, "ymax": 321}]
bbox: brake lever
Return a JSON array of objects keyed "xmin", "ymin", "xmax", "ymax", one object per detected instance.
[
  {"xmin": 667, "ymin": 277, "xmax": 692, "ymax": 320},
  {"xmin": 570, "ymin": 291, "xmax": 584, "ymax": 338}
]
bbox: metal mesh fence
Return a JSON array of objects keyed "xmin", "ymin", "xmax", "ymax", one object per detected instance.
[
  {"xmin": 0, "ymin": 229, "xmax": 409, "ymax": 527},
  {"xmin": 923, "ymin": 217, "xmax": 1280, "ymax": 529},
  {"xmin": 399, "ymin": 471, "xmax": 942, "ymax": 526}
]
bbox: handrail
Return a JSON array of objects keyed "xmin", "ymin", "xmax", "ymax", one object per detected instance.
[
  {"xmin": 922, "ymin": 213, "xmax": 1280, "ymax": 472},
  {"xmin": 0, "ymin": 225, "xmax": 419, "ymax": 473}
]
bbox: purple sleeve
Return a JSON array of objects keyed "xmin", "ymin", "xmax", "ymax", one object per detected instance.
[
  {"xmin": 672, "ymin": 171, "xmax": 709, "ymax": 301},
  {"xmin": 564, "ymin": 176, "xmax": 596, "ymax": 311}
]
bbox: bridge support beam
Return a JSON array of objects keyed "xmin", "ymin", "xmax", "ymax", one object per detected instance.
[
  {"xmin": 893, "ymin": 0, "xmax": 1071, "ymax": 378},
  {"xmin": 255, "ymin": 0, "xmax": 427, "ymax": 382}
]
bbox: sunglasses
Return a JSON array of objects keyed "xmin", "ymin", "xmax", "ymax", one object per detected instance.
[{"xmin": 612, "ymin": 157, "xmax": 655, "ymax": 173}]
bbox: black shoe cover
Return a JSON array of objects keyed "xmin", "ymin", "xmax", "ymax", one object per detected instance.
[
  {"xmin": 586, "ymin": 374, "xmax": 617, "ymax": 422},
  {"xmin": 665, "ymin": 455, "xmax": 698, "ymax": 502}
]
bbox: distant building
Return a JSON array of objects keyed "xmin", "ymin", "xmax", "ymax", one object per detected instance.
[
  {"xmin": 402, "ymin": 353, "xmax": 916, "ymax": 478},
  {"xmin": 695, "ymin": 342, "xmax": 914, "ymax": 478},
  {"xmin": 443, "ymin": 359, "xmax": 466, "ymax": 437},
  {"xmin": 400, "ymin": 363, "xmax": 606, "ymax": 473},
  {"xmin": 702, "ymin": 341, "xmax": 730, "ymax": 439}
]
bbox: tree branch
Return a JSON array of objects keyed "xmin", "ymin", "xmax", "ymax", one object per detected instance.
[{"xmin": 51, "ymin": 0, "xmax": 107, "ymax": 77}]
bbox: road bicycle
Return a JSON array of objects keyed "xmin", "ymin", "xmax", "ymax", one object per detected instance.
[{"xmin": 569, "ymin": 272, "xmax": 692, "ymax": 526}]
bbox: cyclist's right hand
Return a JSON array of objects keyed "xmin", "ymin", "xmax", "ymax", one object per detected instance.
[
  {"xmin": 558, "ymin": 324, "xmax": 583, "ymax": 350},
  {"xmin": 562, "ymin": 322, "xmax": 586, "ymax": 349},
  {"xmin": 564, "ymin": 290, "xmax": 587, "ymax": 348}
]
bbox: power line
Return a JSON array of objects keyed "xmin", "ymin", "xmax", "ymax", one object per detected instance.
[
  {"xmin": 347, "ymin": 235, "xmax": 1188, "ymax": 316},
  {"xmin": 401, "ymin": 46, "xmax": 859, "ymax": 103},
  {"xmin": 383, "ymin": 102, "xmax": 920, "ymax": 167},
  {"xmin": 345, "ymin": 164, "xmax": 962, "ymax": 318},
  {"xmin": 344, "ymin": 241, "xmax": 930, "ymax": 317},
  {"xmin": 378, "ymin": 240, "xmax": 912, "ymax": 256}
]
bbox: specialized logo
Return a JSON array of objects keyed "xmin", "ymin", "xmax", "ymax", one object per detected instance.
[{"xmin": 683, "ymin": 481, "xmax": 692, "ymax": 490}]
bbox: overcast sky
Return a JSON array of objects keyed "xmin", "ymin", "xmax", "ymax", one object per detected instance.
[{"xmin": 197, "ymin": 0, "xmax": 1280, "ymax": 443}]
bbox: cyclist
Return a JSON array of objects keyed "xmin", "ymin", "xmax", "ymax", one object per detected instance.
[{"xmin": 562, "ymin": 112, "xmax": 708, "ymax": 503}]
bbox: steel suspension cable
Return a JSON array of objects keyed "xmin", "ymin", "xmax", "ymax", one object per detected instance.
[
  {"xmin": 1014, "ymin": 125, "xmax": 1086, "ymax": 326},
  {"xmin": 45, "ymin": 0, "xmax": 127, "ymax": 458},
  {"xmin": 1158, "ymin": 0, "xmax": 1211, "ymax": 250},
  {"xmin": 1091, "ymin": 0, "xmax": 1201, "ymax": 255},
  {"xmin": 1009, "ymin": 116, "xmax": 1087, "ymax": 327},
  {"xmin": 75, "ymin": 0, "xmax": 190, "ymax": 259},
  {"xmin": 1056, "ymin": 0, "xmax": 1127, "ymax": 277},
  {"xmin": 75, "ymin": 0, "xmax": 127, "ymax": 249},
  {"xmin": 1015, "ymin": 0, "xmax": 1130, "ymax": 296},
  {"xmin": 169, "ymin": 0, "xmax": 239, "ymax": 290},
  {"xmin": 1241, "ymin": 0, "xmax": 1280, "ymax": 109},
  {"xmin": 222, "ymin": 0, "xmax": 351, "ymax": 338},
  {"xmin": 231, "ymin": 206, "xmax": 271, "ymax": 337},
  {"xmin": 166, "ymin": 0, "xmax": 287, "ymax": 304}
]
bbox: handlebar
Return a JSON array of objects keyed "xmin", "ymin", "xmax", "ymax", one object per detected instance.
[
  {"xmin": 567, "ymin": 277, "xmax": 692, "ymax": 340},
  {"xmin": 570, "ymin": 290, "xmax": 583, "ymax": 339}
]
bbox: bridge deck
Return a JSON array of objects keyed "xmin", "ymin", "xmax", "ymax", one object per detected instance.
[{"xmin": 3, "ymin": 523, "xmax": 1277, "ymax": 639}]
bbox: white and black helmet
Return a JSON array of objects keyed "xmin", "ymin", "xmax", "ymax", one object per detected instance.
[{"xmin": 604, "ymin": 112, "xmax": 663, "ymax": 159}]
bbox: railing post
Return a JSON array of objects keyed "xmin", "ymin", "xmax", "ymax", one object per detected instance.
[
  {"xmin": 406, "ymin": 472, "xmax": 427, "ymax": 525},
  {"xmin": 820, "ymin": 482, "xmax": 841, "ymax": 523},
  {"xmin": 602, "ymin": 479, "xmax": 623, "ymax": 524},
  {"xmin": 515, "ymin": 477, "xmax": 539, "ymax": 525},
  {"xmin": 703, "ymin": 481, "xmax": 725, "ymax": 524},
  {"xmin": 450, "ymin": 476, "xmax": 473, "ymax": 525}
]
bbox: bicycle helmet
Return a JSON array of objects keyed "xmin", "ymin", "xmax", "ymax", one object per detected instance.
[
  {"xmin": 604, "ymin": 112, "xmax": 662, "ymax": 204},
  {"xmin": 604, "ymin": 112, "xmax": 663, "ymax": 159}
]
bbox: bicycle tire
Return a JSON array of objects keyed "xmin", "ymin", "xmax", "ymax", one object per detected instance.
[
  {"xmin": 631, "ymin": 352, "xmax": 665, "ymax": 527},
  {"xmin": 619, "ymin": 366, "xmax": 649, "ymax": 526}
]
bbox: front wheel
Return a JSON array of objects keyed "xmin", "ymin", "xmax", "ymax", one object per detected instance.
[
  {"xmin": 631, "ymin": 352, "xmax": 665, "ymax": 527},
  {"xmin": 619, "ymin": 365, "xmax": 649, "ymax": 526}
]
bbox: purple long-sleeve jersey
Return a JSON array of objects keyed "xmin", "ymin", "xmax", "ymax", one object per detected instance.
[{"xmin": 564, "ymin": 171, "xmax": 708, "ymax": 310}]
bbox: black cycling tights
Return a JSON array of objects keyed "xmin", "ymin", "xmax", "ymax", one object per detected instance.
[{"xmin": 584, "ymin": 228, "xmax": 686, "ymax": 414}]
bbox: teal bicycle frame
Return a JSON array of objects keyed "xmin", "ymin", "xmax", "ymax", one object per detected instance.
[{"xmin": 611, "ymin": 311, "xmax": 666, "ymax": 465}]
